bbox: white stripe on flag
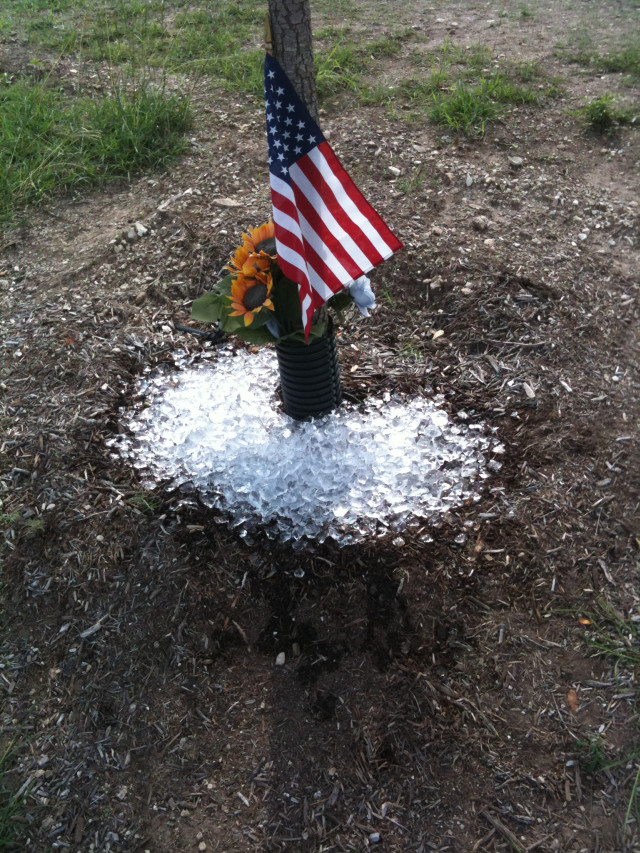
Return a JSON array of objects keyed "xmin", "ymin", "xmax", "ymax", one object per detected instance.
[
  {"xmin": 272, "ymin": 172, "xmax": 338, "ymax": 302},
  {"xmin": 305, "ymin": 261, "xmax": 337, "ymax": 302},
  {"xmin": 289, "ymin": 161, "xmax": 374, "ymax": 273},
  {"xmin": 275, "ymin": 237, "xmax": 310, "ymax": 284},
  {"xmin": 270, "ymin": 175, "xmax": 310, "ymax": 283},
  {"xmin": 301, "ymin": 291, "xmax": 313, "ymax": 330},
  {"xmin": 307, "ymin": 146, "xmax": 395, "ymax": 258},
  {"xmin": 296, "ymin": 209, "xmax": 352, "ymax": 287},
  {"xmin": 270, "ymin": 172, "xmax": 296, "ymax": 206},
  {"xmin": 272, "ymin": 208, "xmax": 337, "ymax": 302}
]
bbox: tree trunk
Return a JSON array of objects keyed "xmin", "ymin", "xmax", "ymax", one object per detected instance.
[{"xmin": 267, "ymin": 0, "xmax": 318, "ymax": 122}]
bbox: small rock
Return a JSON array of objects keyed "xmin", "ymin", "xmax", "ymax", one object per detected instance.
[
  {"xmin": 369, "ymin": 833, "xmax": 381, "ymax": 843},
  {"xmin": 432, "ymin": 226, "xmax": 444, "ymax": 236},
  {"xmin": 135, "ymin": 290, "xmax": 147, "ymax": 305},
  {"xmin": 198, "ymin": 843, "xmax": 207, "ymax": 852},
  {"xmin": 388, "ymin": 165, "xmax": 401, "ymax": 177},
  {"xmin": 134, "ymin": 221, "xmax": 148, "ymax": 238},
  {"xmin": 484, "ymin": 238, "xmax": 496, "ymax": 249},
  {"xmin": 116, "ymin": 785, "xmax": 128, "ymax": 801},
  {"xmin": 472, "ymin": 215, "xmax": 490, "ymax": 232},
  {"xmin": 275, "ymin": 652, "xmax": 286, "ymax": 666},
  {"xmin": 508, "ymin": 156, "xmax": 523, "ymax": 168},
  {"xmin": 37, "ymin": 755, "xmax": 49, "ymax": 768},
  {"xmin": 578, "ymin": 232, "xmax": 588, "ymax": 241},
  {"xmin": 125, "ymin": 228, "xmax": 138, "ymax": 243},
  {"xmin": 212, "ymin": 197, "xmax": 242, "ymax": 207},
  {"xmin": 442, "ymin": 172, "xmax": 454, "ymax": 185},
  {"xmin": 466, "ymin": 174, "xmax": 473, "ymax": 186},
  {"xmin": 114, "ymin": 244, "xmax": 123, "ymax": 254}
]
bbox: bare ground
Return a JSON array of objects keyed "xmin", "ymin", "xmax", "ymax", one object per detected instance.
[{"xmin": 1, "ymin": 0, "xmax": 639, "ymax": 851}]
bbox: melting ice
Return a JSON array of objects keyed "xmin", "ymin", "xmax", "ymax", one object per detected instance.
[{"xmin": 116, "ymin": 348, "xmax": 500, "ymax": 545}]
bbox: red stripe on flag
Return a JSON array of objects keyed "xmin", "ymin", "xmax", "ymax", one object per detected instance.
[
  {"xmin": 298, "ymin": 234, "xmax": 346, "ymax": 297},
  {"xmin": 317, "ymin": 142, "xmax": 403, "ymax": 254},
  {"xmin": 272, "ymin": 212, "xmax": 306, "ymax": 263},
  {"xmin": 289, "ymin": 178, "xmax": 364, "ymax": 281},
  {"xmin": 294, "ymin": 154, "xmax": 385, "ymax": 269},
  {"xmin": 273, "ymin": 184, "xmax": 348, "ymax": 297},
  {"xmin": 271, "ymin": 190, "xmax": 308, "ymax": 270},
  {"xmin": 271, "ymin": 187, "xmax": 298, "ymax": 224},
  {"xmin": 277, "ymin": 256, "xmax": 306, "ymax": 290}
]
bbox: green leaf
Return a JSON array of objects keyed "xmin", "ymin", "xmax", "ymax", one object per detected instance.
[
  {"xmin": 277, "ymin": 322, "xmax": 327, "ymax": 344},
  {"xmin": 191, "ymin": 291, "xmax": 227, "ymax": 323},
  {"xmin": 327, "ymin": 289, "xmax": 353, "ymax": 313},
  {"xmin": 272, "ymin": 270, "xmax": 304, "ymax": 336},
  {"xmin": 237, "ymin": 324, "xmax": 277, "ymax": 344}
]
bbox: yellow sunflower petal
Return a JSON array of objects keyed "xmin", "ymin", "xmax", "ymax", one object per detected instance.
[{"xmin": 241, "ymin": 221, "xmax": 275, "ymax": 255}]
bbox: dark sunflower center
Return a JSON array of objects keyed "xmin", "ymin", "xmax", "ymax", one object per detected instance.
[
  {"xmin": 244, "ymin": 283, "xmax": 268, "ymax": 311},
  {"xmin": 255, "ymin": 237, "xmax": 277, "ymax": 256}
]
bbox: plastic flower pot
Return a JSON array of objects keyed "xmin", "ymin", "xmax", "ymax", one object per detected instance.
[{"xmin": 275, "ymin": 325, "xmax": 342, "ymax": 420}]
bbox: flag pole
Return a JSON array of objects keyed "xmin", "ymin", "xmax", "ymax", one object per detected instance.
[{"xmin": 264, "ymin": 13, "xmax": 273, "ymax": 57}]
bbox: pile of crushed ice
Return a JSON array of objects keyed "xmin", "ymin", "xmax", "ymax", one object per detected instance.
[{"xmin": 115, "ymin": 348, "xmax": 502, "ymax": 546}]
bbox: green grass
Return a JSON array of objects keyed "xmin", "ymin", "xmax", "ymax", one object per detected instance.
[
  {"xmin": 396, "ymin": 169, "xmax": 424, "ymax": 196},
  {"xmin": 557, "ymin": 31, "xmax": 640, "ymax": 78},
  {"xmin": 584, "ymin": 599, "xmax": 640, "ymax": 671},
  {"xmin": 365, "ymin": 29, "xmax": 415, "ymax": 59},
  {"xmin": 127, "ymin": 491, "xmax": 161, "ymax": 514},
  {"xmin": 578, "ymin": 599, "xmax": 640, "ymax": 827},
  {"xmin": 315, "ymin": 42, "xmax": 363, "ymax": 98},
  {"xmin": 310, "ymin": 0, "xmax": 358, "ymax": 22},
  {"xmin": 579, "ymin": 94, "xmax": 635, "ymax": 132},
  {"xmin": 0, "ymin": 0, "xmax": 266, "ymax": 89},
  {"xmin": 555, "ymin": 30, "xmax": 597, "ymax": 67},
  {"xmin": 599, "ymin": 42, "xmax": 640, "ymax": 75},
  {"xmin": 575, "ymin": 735, "xmax": 609, "ymax": 775},
  {"xmin": 314, "ymin": 29, "xmax": 417, "ymax": 100},
  {"xmin": 0, "ymin": 71, "xmax": 192, "ymax": 224},
  {"xmin": 0, "ymin": 742, "xmax": 25, "ymax": 850},
  {"xmin": 362, "ymin": 41, "xmax": 547, "ymax": 136}
]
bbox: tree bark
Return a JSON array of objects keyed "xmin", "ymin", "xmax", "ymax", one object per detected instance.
[{"xmin": 267, "ymin": 0, "xmax": 318, "ymax": 122}]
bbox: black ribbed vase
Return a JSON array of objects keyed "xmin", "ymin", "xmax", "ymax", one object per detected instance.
[{"xmin": 275, "ymin": 327, "xmax": 342, "ymax": 420}]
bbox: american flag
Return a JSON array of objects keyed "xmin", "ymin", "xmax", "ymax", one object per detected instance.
[{"xmin": 264, "ymin": 53, "xmax": 402, "ymax": 339}]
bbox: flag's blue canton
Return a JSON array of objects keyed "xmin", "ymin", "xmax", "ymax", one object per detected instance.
[{"xmin": 264, "ymin": 54, "xmax": 324, "ymax": 180}]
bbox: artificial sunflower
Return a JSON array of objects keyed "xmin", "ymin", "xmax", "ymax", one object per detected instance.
[
  {"xmin": 243, "ymin": 220, "xmax": 276, "ymax": 256},
  {"xmin": 227, "ymin": 220, "xmax": 276, "ymax": 274},
  {"xmin": 227, "ymin": 247, "xmax": 272, "ymax": 279},
  {"xmin": 228, "ymin": 272, "xmax": 275, "ymax": 326}
]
